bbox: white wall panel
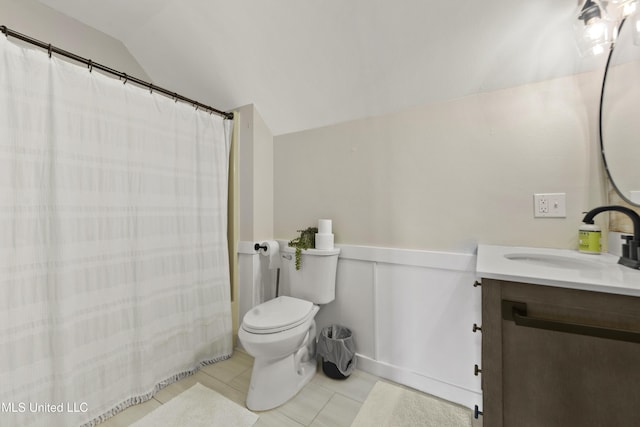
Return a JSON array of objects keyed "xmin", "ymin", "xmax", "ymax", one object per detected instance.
[
  {"xmin": 375, "ymin": 263, "xmax": 480, "ymax": 394},
  {"xmin": 315, "ymin": 259, "xmax": 376, "ymax": 359}
]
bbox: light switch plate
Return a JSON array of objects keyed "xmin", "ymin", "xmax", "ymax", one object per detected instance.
[{"xmin": 534, "ymin": 193, "xmax": 566, "ymax": 218}]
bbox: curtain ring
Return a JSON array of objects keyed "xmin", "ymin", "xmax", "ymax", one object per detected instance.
[
  {"xmin": 149, "ymin": 84, "xmax": 153, "ymax": 94},
  {"xmin": 122, "ymin": 73, "xmax": 128, "ymax": 84},
  {"xmin": 88, "ymin": 60, "xmax": 93, "ymax": 73},
  {"xmin": 47, "ymin": 44, "xmax": 52, "ymax": 58}
]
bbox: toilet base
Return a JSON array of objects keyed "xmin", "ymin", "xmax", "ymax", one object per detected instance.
[{"xmin": 245, "ymin": 352, "xmax": 317, "ymax": 411}]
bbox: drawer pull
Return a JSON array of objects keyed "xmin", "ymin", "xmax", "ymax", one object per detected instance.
[
  {"xmin": 502, "ymin": 300, "xmax": 640, "ymax": 344},
  {"xmin": 474, "ymin": 364, "xmax": 481, "ymax": 376},
  {"xmin": 473, "ymin": 323, "xmax": 482, "ymax": 333}
]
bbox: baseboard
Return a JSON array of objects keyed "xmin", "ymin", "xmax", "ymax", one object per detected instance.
[{"xmin": 355, "ymin": 353, "xmax": 481, "ymax": 411}]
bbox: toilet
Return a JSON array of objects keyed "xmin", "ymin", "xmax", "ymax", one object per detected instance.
[{"xmin": 238, "ymin": 246, "xmax": 340, "ymax": 411}]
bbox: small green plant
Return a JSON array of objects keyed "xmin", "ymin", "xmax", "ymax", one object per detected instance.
[{"xmin": 288, "ymin": 226, "xmax": 318, "ymax": 270}]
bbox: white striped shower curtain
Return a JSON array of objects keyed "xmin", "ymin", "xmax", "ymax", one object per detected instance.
[{"xmin": 0, "ymin": 35, "xmax": 233, "ymax": 426}]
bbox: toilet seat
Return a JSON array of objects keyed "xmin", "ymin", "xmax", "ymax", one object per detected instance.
[{"xmin": 242, "ymin": 296, "xmax": 315, "ymax": 334}]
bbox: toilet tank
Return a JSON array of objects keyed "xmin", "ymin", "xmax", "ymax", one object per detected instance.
[{"xmin": 282, "ymin": 247, "xmax": 340, "ymax": 304}]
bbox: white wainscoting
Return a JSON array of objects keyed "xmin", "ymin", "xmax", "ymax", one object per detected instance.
[{"xmin": 237, "ymin": 241, "xmax": 481, "ymax": 409}]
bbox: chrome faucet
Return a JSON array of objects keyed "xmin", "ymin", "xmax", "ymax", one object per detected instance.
[{"xmin": 582, "ymin": 205, "xmax": 640, "ymax": 269}]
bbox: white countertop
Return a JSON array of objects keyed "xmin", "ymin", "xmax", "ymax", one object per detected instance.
[{"xmin": 477, "ymin": 244, "xmax": 640, "ymax": 297}]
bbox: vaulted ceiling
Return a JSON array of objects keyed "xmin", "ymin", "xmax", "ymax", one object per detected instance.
[{"xmin": 38, "ymin": 0, "xmax": 602, "ymax": 135}]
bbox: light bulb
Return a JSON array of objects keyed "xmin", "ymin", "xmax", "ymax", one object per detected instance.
[
  {"xmin": 574, "ymin": 0, "xmax": 617, "ymax": 56},
  {"xmin": 623, "ymin": 2, "xmax": 637, "ymax": 17},
  {"xmin": 587, "ymin": 20, "xmax": 607, "ymax": 40}
]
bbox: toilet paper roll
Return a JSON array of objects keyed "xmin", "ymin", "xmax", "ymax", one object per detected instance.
[
  {"xmin": 259, "ymin": 240, "xmax": 281, "ymax": 269},
  {"xmin": 315, "ymin": 233, "xmax": 334, "ymax": 250},
  {"xmin": 318, "ymin": 219, "xmax": 332, "ymax": 235}
]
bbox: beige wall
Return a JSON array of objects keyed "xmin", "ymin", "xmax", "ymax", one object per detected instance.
[
  {"xmin": 237, "ymin": 104, "xmax": 274, "ymax": 242},
  {"xmin": 0, "ymin": 0, "xmax": 149, "ymax": 80},
  {"xmin": 274, "ymin": 72, "xmax": 608, "ymax": 253}
]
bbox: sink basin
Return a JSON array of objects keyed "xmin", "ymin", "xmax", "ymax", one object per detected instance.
[
  {"xmin": 504, "ymin": 253, "xmax": 602, "ymax": 270},
  {"xmin": 477, "ymin": 244, "xmax": 640, "ymax": 297}
]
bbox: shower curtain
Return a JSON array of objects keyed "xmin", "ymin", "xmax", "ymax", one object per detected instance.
[{"xmin": 0, "ymin": 36, "xmax": 233, "ymax": 426}]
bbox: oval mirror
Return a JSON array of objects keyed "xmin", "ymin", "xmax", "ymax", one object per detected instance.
[{"xmin": 600, "ymin": 16, "xmax": 640, "ymax": 206}]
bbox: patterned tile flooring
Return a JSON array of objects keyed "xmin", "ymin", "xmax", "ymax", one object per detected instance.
[{"xmin": 100, "ymin": 349, "xmax": 481, "ymax": 427}]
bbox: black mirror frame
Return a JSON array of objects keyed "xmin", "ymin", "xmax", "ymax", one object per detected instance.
[{"xmin": 599, "ymin": 17, "xmax": 640, "ymax": 207}]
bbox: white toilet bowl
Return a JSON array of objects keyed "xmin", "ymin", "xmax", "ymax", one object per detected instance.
[
  {"xmin": 239, "ymin": 296, "xmax": 320, "ymax": 411},
  {"xmin": 239, "ymin": 246, "xmax": 340, "ymax": 410}
]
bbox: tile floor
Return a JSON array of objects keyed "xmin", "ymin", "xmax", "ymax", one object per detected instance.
[{"xmin": 100, "ymin": 349, "xmax": 482, "ymax": 427}]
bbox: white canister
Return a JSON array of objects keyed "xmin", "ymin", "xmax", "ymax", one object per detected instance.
[
  {"xmin": 315, "ymin": 233, "xmax": 334, "ymax": 250},
  {"xmin": 318, "ymin": 219, "xmax": 332, "ymax": 235}
]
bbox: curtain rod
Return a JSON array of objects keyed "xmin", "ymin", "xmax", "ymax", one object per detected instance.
[{"xmin": 0, "ymin": 25, "xmax": 234, "ymax": 120}]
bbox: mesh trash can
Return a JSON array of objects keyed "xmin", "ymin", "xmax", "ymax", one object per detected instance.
[{"xmin": 317, "ymin": 325, "xmax": 356, "ymax": 379}]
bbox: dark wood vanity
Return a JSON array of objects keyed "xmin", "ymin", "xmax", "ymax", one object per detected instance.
[{"xmin": 481, "ymin": 278, "xmax": 640, "ymax": 427}]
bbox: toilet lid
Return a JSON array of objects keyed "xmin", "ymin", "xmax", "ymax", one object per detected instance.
[{"xmin": 243, "ymin": 296, "xmax": 314, "ymax": 333}]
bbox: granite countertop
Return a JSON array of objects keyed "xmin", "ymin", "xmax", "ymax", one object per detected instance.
[{"xmin": 476, "ymin": 244, "xmax": 640, "ymax": 297}]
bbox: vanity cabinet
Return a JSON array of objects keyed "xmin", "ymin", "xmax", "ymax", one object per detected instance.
[{"xmin": 481, "ymin": 278, "xmax": 640, "ymax": 427}]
